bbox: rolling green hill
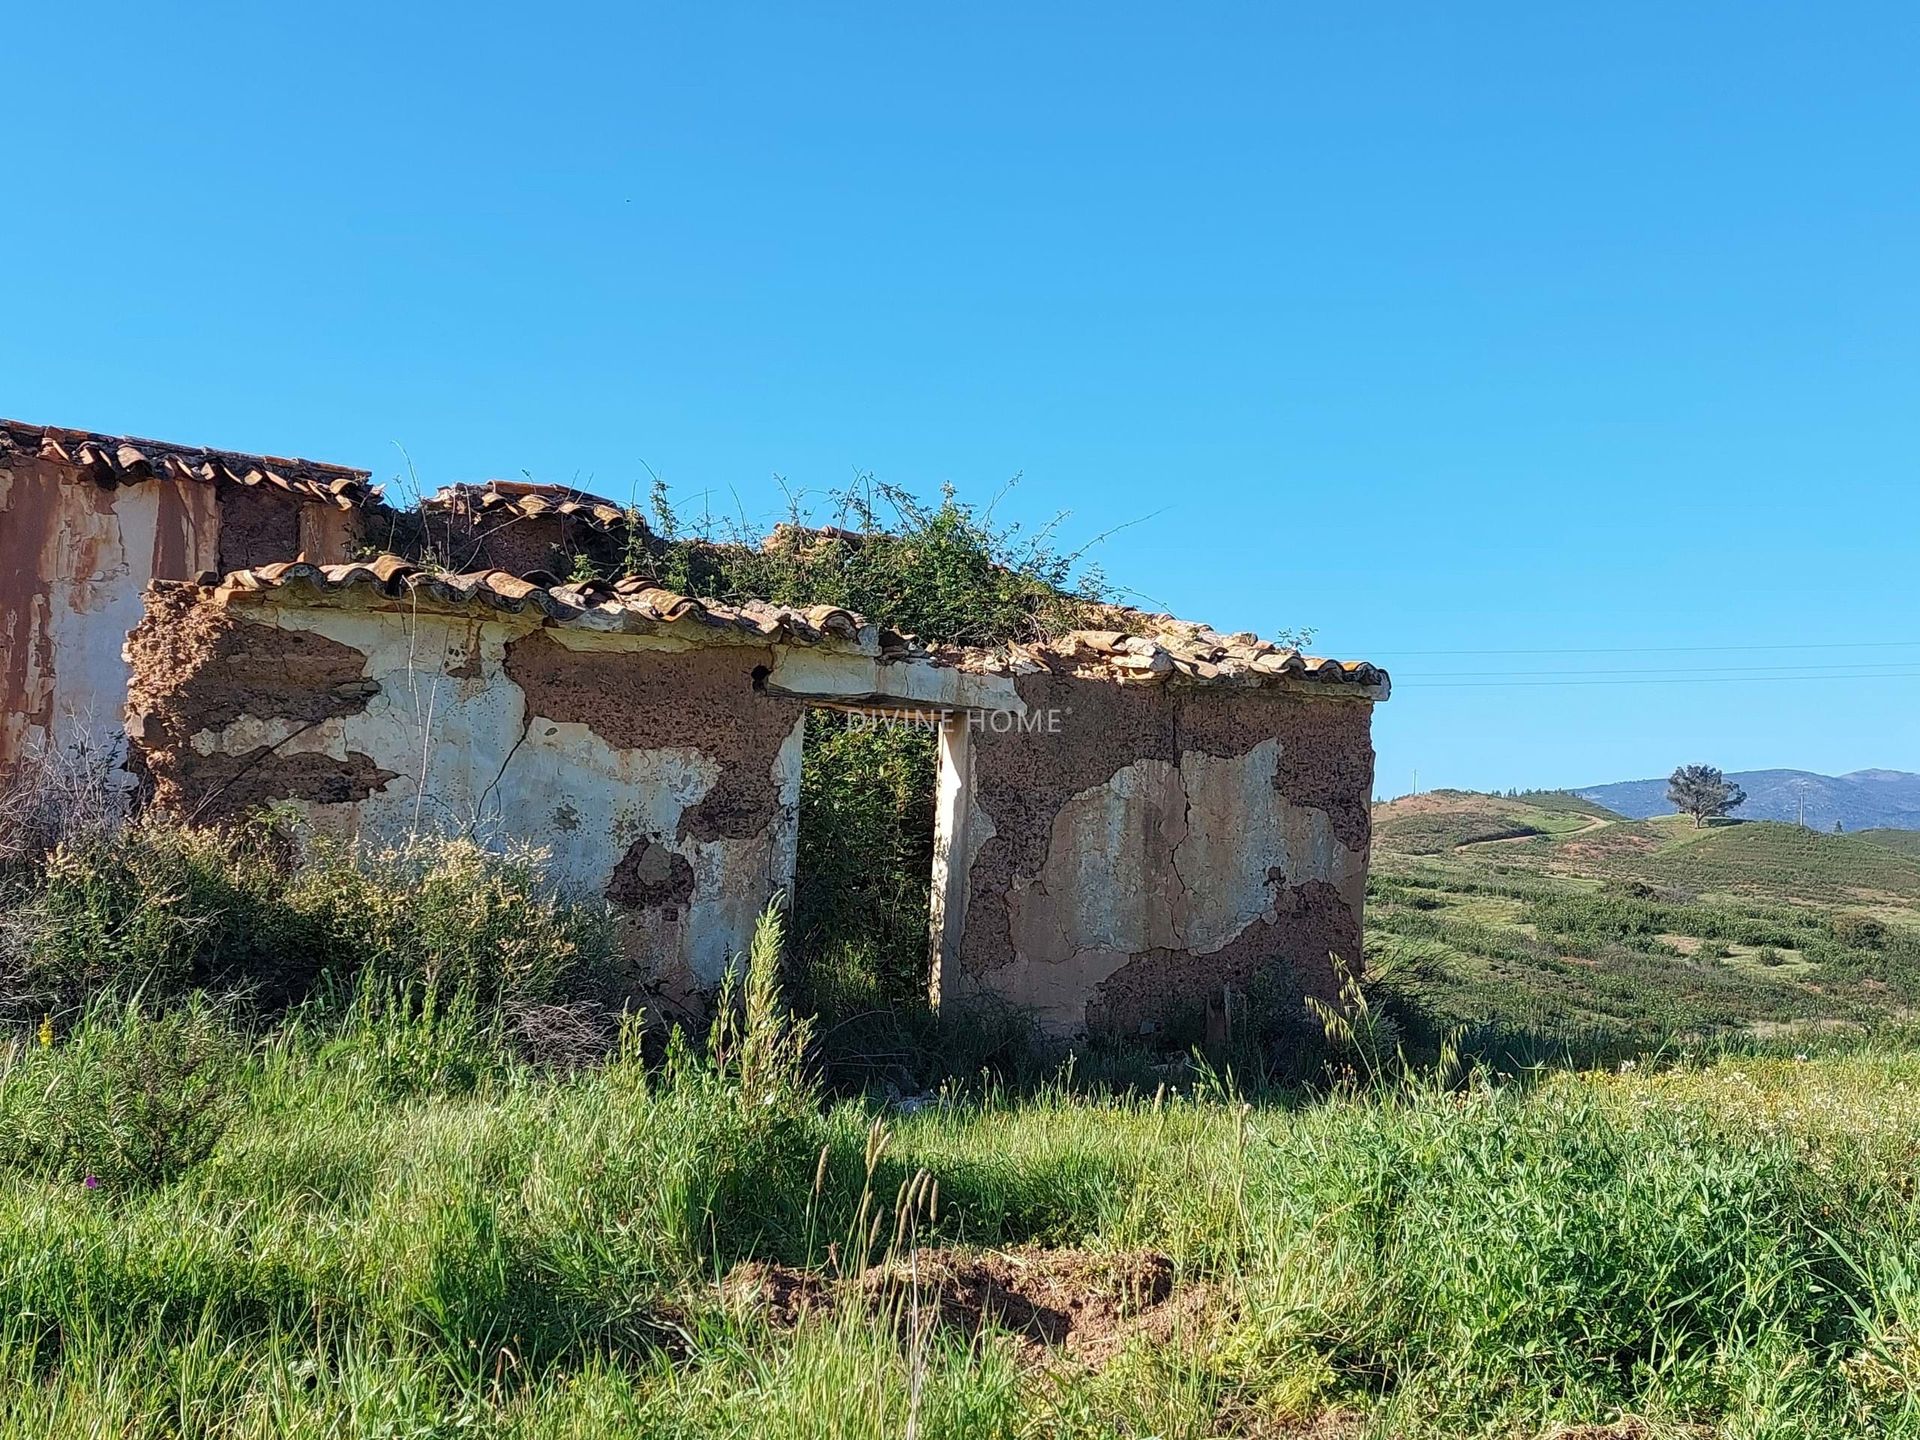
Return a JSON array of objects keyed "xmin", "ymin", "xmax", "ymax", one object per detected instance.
[
  {"xmin": 1629, "ymin": 819, "xmax": 1920, "ymax": 902},
  {"xmin": 1370, "ymin": 788, "xmax": 1623, "ymax": 855},
  {"xmin": 1860, "ymin": 827, "xmax": 1920, "ymax": 859},
  {"xmin": 1369, "ymin": 791, "xmax": 1920, "ymax": 1057}
]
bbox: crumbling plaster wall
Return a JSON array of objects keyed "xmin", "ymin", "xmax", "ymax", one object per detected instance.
[
  {"xmin": 123, "ymin": 582, "xmax": 1380, "ymax": 1038},
  {"xmin": 126, "ymin": 589, "xmax": 838, "ymax": 1019},
  {"xmin": 0, "ymin": 455, "xmax": 361, "ymax": 773},
  {"xmin": 2, "ymin": 456, "xmax": 223, "ymax": 772},
  {"xmin": 937, "ymin": 671, "xmax": 1376, "ymax": 1039}
]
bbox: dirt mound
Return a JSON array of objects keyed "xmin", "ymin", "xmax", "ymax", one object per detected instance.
[
  {"xmin": 719, "ymin": 1259, "xmax": 833, "ymax": 1327},
  {"xmin": 722, "ymin": 1246, "xmax": 1221, "ymax": 1369}
]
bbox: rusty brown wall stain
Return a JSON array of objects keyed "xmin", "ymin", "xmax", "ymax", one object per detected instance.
[
  {"xmin": 150, "ymin": 476, "xmax": 222, "ymax": 582},
  {"xmin": 503, "ymin": 630, "xmax": 796, "ymax": 842},
  {"xmin": 2, "ymin": 448, "xmax": 380, "ymax": 771},
  {"xmin": 215, "ymin": 485, "xmax": 303, "ymax": 571},
  {"xmin": 58, "ymin": 477, "xmax": 124, "ymax": 609},
  {"xmin": 2, "ymin": 457, "xmax": 235, "ymax": 770},
  {"xmin": 0, "ymin": 460, "xmax": 63, "ymax": 763}
]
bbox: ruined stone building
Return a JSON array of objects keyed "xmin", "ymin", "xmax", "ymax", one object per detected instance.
[
  {"xmin": 6, "ymin": 419, "xmax": 1390, "ymax": 1039},
  {"xmin": 0, "ymin": 421, "xmax": 375, "ymax": 772}
]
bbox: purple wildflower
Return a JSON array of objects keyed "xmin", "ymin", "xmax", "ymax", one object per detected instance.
[{"xmin": 82, "ymin": 1175, "xmax": 99, "ymax": 1190}]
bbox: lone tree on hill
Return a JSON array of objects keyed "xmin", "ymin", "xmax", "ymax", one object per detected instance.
[{"xmin": 1667, "ymin": 764, "xmax": 1746, "ymax": 828}]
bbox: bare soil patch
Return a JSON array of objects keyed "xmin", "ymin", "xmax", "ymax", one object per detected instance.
[{"xmin": 721, "ymin": 1246, "xmax": 1223, "ymax": 1369}]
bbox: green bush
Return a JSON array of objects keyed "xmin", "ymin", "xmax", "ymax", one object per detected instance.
[
  {"xmin": 1833, "ymin": 912, "xmax": 1891, "ymax": 950},
  {"xmin": 3, "ymin": 820, "xmax": 616, "ymax": 1022},
  {"xmin": 641, "ymin": 476, "xmax": 1109, "ymax": 647},
  {"xmin": 793, "ymin": 714, "xmax": 938, "ymax": 1018},
  {"xmin": 294, "ymin": 835, "xmax": 614, "ymax": 1007},
  {"xmin": 6, "ymin": 818, "xmax": 325, "ymax": 1012},
  {"xmin": 0, "ymin": 996, "xmax": 243, "ymax": 1188}
]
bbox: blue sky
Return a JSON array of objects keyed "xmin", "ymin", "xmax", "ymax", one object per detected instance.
[{"xmin": 7, "ymin": 3, "xmax": 1915, "ymax": 794}]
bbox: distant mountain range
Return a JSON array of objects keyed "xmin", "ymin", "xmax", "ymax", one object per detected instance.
[{"xmin": 1574, "ymin": 769, "xmax": 1920, "ymax": 832}]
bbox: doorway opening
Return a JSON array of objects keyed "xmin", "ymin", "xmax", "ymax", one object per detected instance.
[{"xmin": 791, "ymin": 706, "xmax": 942, "ymax": 1076}]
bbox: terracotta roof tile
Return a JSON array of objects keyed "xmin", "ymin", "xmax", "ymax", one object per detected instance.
[
  {"xmin": 424, "ymin": 482, "xmax": 634, "ymax": 531},
  {"xmin": 1000, "ymin": 618, "xmax": 1389, "ymax": 695},
  {"xmin": 214, "ymin": 557, "xmax": 888, "ymax": 651},
  {"xmin": 204, "ymin": 555, "xmax": 1388, "ymax": 696},
  {"xmin": 1, "ymin": 418, "xmax": 374, "ymax": 510}
]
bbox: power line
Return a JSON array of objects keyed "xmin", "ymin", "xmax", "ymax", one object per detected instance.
[
  {"xmin": 1400, "ymin": 660, "xmax": 1920, "ymax": 679},
  {"xmin": 1416, "ymin": 670, "xmax": 1920, "ymax": 689},
  {"xmin": 1369, "ymin": 639, "xmax": 1920, "ymax": 658}
]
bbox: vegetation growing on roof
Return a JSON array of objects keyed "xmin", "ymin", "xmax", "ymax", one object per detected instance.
[
  {"xmin": 634, "ymin": 474, "xmax": 1114, "ymax": 646},
  {"xmin": 630, "ymin": 476, "xmax": 1125, "ymax": 1070}
]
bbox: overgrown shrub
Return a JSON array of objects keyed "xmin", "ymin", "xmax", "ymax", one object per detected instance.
[
  {"xmin": 295, "ymin": 835, "xmax": 615, "ymax": 1008},
  {"xmin": 5, "ymin": 819, "xmax": 324, "ymax": 1015},
  {"xmin": 0, "ymin": 996, "xmax": 243, "ymax": 1187},
  {"xmin": 640, "ymin": 476, "xmax": 1110, "ymax": 647},
  {"xmin": 1833, "ymin": 912, "xmax": 1890, "ymax": 950},
  {"xmin": 3, "ymin": 819, "xmax": 616, "ymax": 1024}
]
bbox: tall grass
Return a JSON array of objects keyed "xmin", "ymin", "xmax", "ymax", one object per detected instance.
[
  {"xmin": 3, "ymin": 816, "xmax": 615, "ymax": 1024},
  {"xmin": 8, "ymin": 975, "xmax": 1920, "ymax": 1432},
  {"xmin": 9, "ymin": 819, "xmax": 1920, "ymax": 1433}
]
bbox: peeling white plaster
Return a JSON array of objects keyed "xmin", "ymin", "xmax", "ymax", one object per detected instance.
[
  {"xmin": 1007, "ymin": 758, "xmax": 1187, "ymax": 962},
  {"xmin": 181, "ymin": 606, "xmax": 809, "ymax": 997},
  {"xmin": 929, "ymin": 719, "xmax": 1000, "ymax": 1008},
  {"xmin": 767, "ymin": 713, "xmax": 808, "ymax": 903},
  {"xmin": 986, "ymin": 739, "xmax": 1368, "ymax": 1035},
  {"xmin": 13, "ymin": 480, "xmax": 219, "ymax": 779}
]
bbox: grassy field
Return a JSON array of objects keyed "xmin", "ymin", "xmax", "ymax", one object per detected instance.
[
  {"xmin": 7, "ymin": 804, "xmax": 1920, "ymax": 1436},
  {"xmin": 1860, "ymin": 828, "xmax": 1920, "ymax": 860},
  {"xmin": 1369, "ymin": 792, "xmax": 1920, "ymax": 1062},
  {"xmin": 11, "ymin": 982, "xmax": 1920, "ymax": 1437},
  {"xmin": 1368, "ymin": 790, "xmax": 1618, "ymax": 854}
]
